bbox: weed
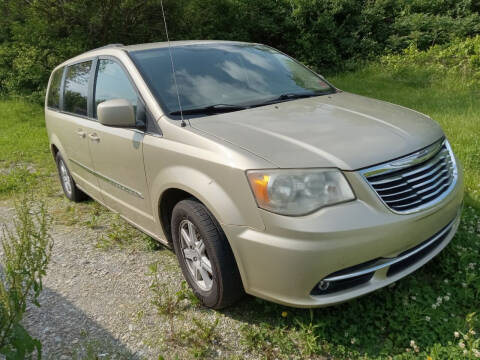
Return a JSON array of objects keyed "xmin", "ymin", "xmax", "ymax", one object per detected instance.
[
  {"xmin": 63, "ymin": 204, "xmax": 80, "ymax": 226},
  {"xmin": 84, "ymin": 203, "xmax": 103, "ymax": 229},
  {"xmin": 241, "ymin": 322, "xmax": 297, "ymax": 360},
  {"xmin": 0, "ymin": 197, "xmax": 52, "ymax": 358},
  {"xmin": 136, "ymin": 309, "xmax": 145, "ymax": 321},
  {"xmin": 96, "ymin": 215, "xmax": 136, "ymax": 249},
  {"xmin": 95, "ymin": 214, "xmax": 162, "ymax": 252},
  {"xmin": 71, "ymin": 338, "xmax": 137, "ymax": 360},
  {"xmin": 148, "ymin": 262, "xmax": 199, "ymax": 341},
  {"xmin": 145, "ymin": 235, "xmax": 163, "ymax": 251},
  {"xmin": 0, "ymin": 166, "xmax": 36, "ymax": 195},
  {"xmin": 180, "ymin": 316, "xmax": 220, "ymax": 359},
  {"xmin": 294, "ymin": 310, "xmax": 324, "ymax": 357}
]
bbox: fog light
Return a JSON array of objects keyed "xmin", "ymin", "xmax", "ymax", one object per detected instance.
[{"xmin": 318, "ymin": 280, "xmax": 330, "ymax": 291}]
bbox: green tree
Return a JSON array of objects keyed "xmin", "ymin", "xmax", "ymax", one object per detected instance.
[{"xmin": 1, "ymin": 0, "xmax": 480, "ymax": 99}]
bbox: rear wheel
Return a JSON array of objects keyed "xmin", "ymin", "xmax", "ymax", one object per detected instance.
[
  {"xmin": 171, "ymin": 198, "xmax": 244, "ymax": 309},
  {"xmin": 55, "ymin": 153, "xmax": 88, "ymax": 202}
]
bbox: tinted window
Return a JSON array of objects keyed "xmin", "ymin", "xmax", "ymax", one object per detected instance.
[
  {"xmin": 47, "ymin": 67, "xmax": 63, "ymax": 109},
  {"xmin": 130, "ymin": 44, "xmax": 335, "ymax": 118},
  {"xmin": 94, "ymin": 59, "xmax": 137, "ymax": 118},
  {"xmin": 64, "ymin": 61, "xmax": 92, "ymax": 116}
]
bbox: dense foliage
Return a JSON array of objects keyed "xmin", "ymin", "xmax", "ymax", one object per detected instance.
[
  {"xmin": 381, "ymin": 35, "xmax": 480, "ymax": 86},
  {"xmin": 1, "ymin": 0, "xmax": 480, "ymax": 100}
]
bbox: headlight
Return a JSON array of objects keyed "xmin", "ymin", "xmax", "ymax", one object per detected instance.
[{"xmin": 247, "ymin": 169, "xmax": 355, "ymax": 216}]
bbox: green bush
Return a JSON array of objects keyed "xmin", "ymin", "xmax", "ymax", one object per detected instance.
[
  {"xmin": 2, "ymin": 0, "xmax": 480, "ymax": 100},
  {"xmin": 0, "ymin": 198, "xmax": 52, "ymax": 359},
  {"xmin": 381, "ymin": 35, "xmax": 480, "ymax": 86}
]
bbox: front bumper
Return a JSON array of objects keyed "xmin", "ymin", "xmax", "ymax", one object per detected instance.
[{"xmin": 224, "ymin": 168, "xmax": 464, "ymax": 308}]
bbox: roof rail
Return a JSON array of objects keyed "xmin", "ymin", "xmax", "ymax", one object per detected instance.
[{"xmin": 87, "ymin": 43, "xmax": 125, "ymax": 52}]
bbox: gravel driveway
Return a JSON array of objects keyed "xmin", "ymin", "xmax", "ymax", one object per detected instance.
[
  {"xmin": 0, "ymin": 201, "xmax": 253, "ymax": 359},
  {"xmin": 0, "ymin": 202, "xmax": 163, "ymax": 358}
]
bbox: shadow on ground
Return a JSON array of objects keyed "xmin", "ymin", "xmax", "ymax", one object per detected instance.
[{"xmin": 23, "ymin": 285, "xmax": 141, "ymax": 359}]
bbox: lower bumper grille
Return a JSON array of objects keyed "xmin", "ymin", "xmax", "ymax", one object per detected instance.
[
  {"xmin": 311, "ymin": 273, "xmax": 373, "ymax": 296},
  {"xmin": 311, "ymin": 217, "xmax": 456, "ymax": 296},
  {"xmin": 386, "ymin": 228, "xmax": 448, "ymax": 277}
]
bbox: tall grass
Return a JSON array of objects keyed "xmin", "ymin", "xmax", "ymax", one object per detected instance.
[{"xmin": 0, "ymin": 100, "xmax": 54, "ymax": 196}]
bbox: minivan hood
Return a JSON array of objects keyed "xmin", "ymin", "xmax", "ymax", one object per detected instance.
[{"xmin": 189, "ymin": 92, "xmax": 444, "ymax": 170}]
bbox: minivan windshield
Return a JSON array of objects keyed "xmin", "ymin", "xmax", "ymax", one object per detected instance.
[{"xmin": 129, "ymin": 43, "xmax": 335, "ymax": 118}]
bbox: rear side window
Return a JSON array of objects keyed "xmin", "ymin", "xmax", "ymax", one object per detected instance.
[
  {"xmin": 94, "ymin": 59, "xmax": 138, "ymax": 117},
  {"xmin": 64, "ymin": 61, "xmax": 92, "ymax": 116},
  {"xmin": 47, "ymin": 67, "xmax": 63, "ymax": 109}
]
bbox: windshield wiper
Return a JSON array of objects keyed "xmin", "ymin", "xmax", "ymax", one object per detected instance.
[
  {"xmin": 250, "ymin": 92, "xmax": 328, "ymax": 108},
  {"xmin": 169, "ymin": 92, "xmax": 331, "ymax": 116},
  {"xmin": 170, "ymin": 104, "xmax": 248, "ymax": 116}
]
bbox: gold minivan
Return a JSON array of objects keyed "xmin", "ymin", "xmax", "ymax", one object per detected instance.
[{"xmin": 45, "ymin": 41, "xmax": 463, "ymax": 309}]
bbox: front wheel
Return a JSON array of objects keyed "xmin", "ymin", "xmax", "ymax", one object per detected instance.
[{"xmin": 171, "ymin": 199, "xmax": 244, "ymax": 309}]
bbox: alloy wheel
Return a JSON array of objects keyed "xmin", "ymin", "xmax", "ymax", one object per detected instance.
[
  {"xmin": 179, "ymin": 219, "xmax": 213, "ymax": 291},
  {"xmin": 59, "ymin": 160, "xmax": 72, "ymax": 195}
]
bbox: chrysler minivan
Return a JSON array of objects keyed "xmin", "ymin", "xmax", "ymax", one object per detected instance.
[{"xmin": 45, "ymin": 41, "xmax": 463, "ymax": 309}]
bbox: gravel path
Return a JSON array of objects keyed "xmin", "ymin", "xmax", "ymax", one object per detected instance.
[
  {"xmin": 0, "ymin": 202, "xmax": 191, "ymax": 359},
  {"xmin": 0, "ymin": 200, "xmax": 260, "ymax": 360},
  {"xmin": 0, "ymin": 195, "xmax": 310, "ymax": 360}
]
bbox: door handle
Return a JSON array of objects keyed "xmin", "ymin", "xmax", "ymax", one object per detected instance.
[
  {"xmin": 88, "ymin": 133, "xmax": 100, "ymax": 142},
  {"xmin": 76, "ymin": 129, "xmax": 86, "ymax": 138}
]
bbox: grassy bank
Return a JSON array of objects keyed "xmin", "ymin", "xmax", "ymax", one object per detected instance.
[
  {"xmin": 0, "ymin": 100, "xmax": 54, "ymax": 196},
  {"xmin": 0, "ymin": 60, "xmax": 479, "ymax": 358}
]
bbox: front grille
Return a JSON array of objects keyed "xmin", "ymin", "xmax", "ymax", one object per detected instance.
[{"xmin": 361, "ymin": 139, "xmax": 457, "ymax": 213}]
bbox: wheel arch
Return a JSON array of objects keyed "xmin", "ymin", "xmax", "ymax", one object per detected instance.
[
  {"xmin": 158, "ymin": 187, "xmax": 195, "ymax": 245},
  {"xmin": 155, "ymin": 178, "xmax": 249, "ymax": 282},
  {"xmin": 49, "ymin": 134, "xmax": 68, "ymax": 164},
  {"xmin": 157, "ymin": 182, "xmax": 238, "ymax": 245},
  {"xmin": 152, "ymin": 165, "xmax": 263, "ymax": 236}
]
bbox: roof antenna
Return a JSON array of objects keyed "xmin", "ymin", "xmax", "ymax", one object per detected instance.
[{"xmin": 160, "ymin": 0, "xmax": 186, "ymax": 127}]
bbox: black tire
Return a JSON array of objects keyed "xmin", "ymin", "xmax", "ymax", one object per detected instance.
[
  {"xmin": 171, "ymin": 198, "xmax": 244, "ymax": 309},
  {"xmin": 55, "ymin": 153, "xmax": 88, "ymax": 202}
]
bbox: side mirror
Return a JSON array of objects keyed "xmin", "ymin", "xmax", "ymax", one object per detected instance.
[{"xmin": 97, "ymin": 99, "xmax": 135, "ymax": 127}]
